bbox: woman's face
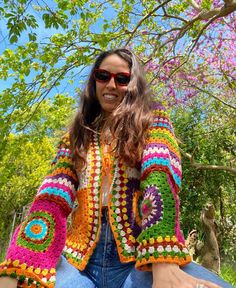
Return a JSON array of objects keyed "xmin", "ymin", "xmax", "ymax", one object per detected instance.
[{"xmin": 95, "ymin": 54, "xmax": 130, "ymax": 116}]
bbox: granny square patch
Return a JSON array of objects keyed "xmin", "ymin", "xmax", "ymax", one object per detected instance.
[{"xmin": 17, "ymin": 211, "xmax": 55, "ymax": 252}]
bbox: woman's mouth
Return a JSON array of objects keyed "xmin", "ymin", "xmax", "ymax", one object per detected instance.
[{"xmin": 103, "ymin": 94, "xmax": 117, "ymax": 101}]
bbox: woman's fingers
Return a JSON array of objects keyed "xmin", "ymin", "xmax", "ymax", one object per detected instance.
[
  {"xmin": 0, "ymin": 277, "xmax": 17, "ymax": 288},
  {"xmin": 152, "ymin": 263, "xmax": 223, "ymax": 288},
  {"xmin": 197, "ymin": 279, "xmax": 222, "ymax": 288}
]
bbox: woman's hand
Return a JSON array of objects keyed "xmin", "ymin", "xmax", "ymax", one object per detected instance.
[
  {"xmin": 0, "ymin": 277, "xmax": 17, "ymax": 288},
  {"xmin": 152, "ymin": 263, "xmax": 221, "ymax": 288}
]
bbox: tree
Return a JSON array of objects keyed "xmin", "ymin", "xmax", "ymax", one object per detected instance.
[
  {"xmin": 0, "ymin": 135, "xmax": 54, "ymax": 257},
  {"xmin": 0, "ymin": 0, "xmax": 235, "ymax": 267},
  {"xmin": 0, "ymin": 96, "xmax": 76, "ymax": 258},
  {"xmin": 173, "ymin": 94, "xmax": 236, "ymax": 262},
  {"xmin": 0, "ymin": 1, "xmax": 235, "ymax": 145}
]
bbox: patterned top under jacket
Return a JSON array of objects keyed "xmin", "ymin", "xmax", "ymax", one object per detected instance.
[{"xmin": 0, "ymin": 103, "xmax": 191, "ymax": 288}]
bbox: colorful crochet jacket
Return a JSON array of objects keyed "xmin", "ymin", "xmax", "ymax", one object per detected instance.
[{"xmin": 0, "ymin": 104, "xmax": 191, "ymax": 287}]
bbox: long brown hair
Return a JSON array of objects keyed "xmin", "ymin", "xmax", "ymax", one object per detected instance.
[{"xmin": 69, "ymin": 48, "xmax": 153, "ymax": 169}]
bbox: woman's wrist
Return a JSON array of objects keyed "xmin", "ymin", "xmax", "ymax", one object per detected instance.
[
  {"xmin": 152, "ymin": 262, "xmax": 180, "ymax": 277},
  {"xmin": 0, "ymin": 277, "xmax": 17, "ymax": 288}
]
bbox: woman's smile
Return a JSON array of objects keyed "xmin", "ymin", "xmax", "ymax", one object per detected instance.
[{"xmin": 95, "ymin": 54, "xmax": 130, "ymax": 115}]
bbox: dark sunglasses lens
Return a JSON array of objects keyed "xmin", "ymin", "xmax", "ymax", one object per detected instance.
[
  {"xmin": 94, "ymin": 70, "xmax": 110, "ymax": 82},
  {"xmin": 116, "ymin": 74, "xmax": 130, "ymax": 85}
]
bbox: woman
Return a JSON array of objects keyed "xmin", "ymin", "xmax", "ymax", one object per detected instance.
[{"xmin": 0, "ymin": 48, "xmax": 233, "ymax": 288}]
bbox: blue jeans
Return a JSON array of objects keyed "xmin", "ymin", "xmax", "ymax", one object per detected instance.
[{"xmin": 56, "ymin": 208, "xmax": 233, "ymax": 288}]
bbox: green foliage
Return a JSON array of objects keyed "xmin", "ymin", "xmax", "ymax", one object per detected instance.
[
  {"xmin": 172, "ymin": 95, "xmax": 236, "ymax": 263},
  {"xmin": 0, "ymin": 0, "xmax": 235, "ymax": 273},
  {"xmin": 1, "ymin": 1, "xmax": 38, "ymax": 43},
  {"xmin": 220, "ymin": 262, "xmax": 236, "ymax": 286},
  {"xmin": 42, "ymin": 11, "xmax": 68, "ymax": 29},
  {"xmin": 0, "ymin": 136, "xmax": 55, "ymax": 259},
  {"xmin": 201, "ymin": 0, "xmax": 212, "ymax": 10},
  {"xmin": 0, "ymin": 94, "xmax": 76, "ymax": 258},
  {"xmin": 0, "ymin": 92, "xmax": 76, "ymax": 160}
]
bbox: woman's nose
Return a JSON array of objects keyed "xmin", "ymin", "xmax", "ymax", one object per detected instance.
[{"xmin": 106, "ymin": 76, "xmax": 116, "ymax": 89}]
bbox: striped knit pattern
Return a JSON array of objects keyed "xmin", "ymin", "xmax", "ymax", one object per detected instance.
[
  {"xmin": 136, "ymin": 103, "xmax": 190, "ymax": 269},
  {"xmin": 0, "ymin": 137, "xmax": 78, "ymax": 288},
  {"xmin": 0, "ymin": 105, "xmax": 191, "ymax": 287}
]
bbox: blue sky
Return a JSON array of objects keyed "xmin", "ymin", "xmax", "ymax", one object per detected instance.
[
  {"xmin": 0, "ymin": 2, "xmax": 78, "ymax": 97},
  {"xmin": 0, "ymin": 1, "xmax": 117, "ymax": 99}
]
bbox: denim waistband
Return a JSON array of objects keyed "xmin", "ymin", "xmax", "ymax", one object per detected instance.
[{"xmin": 101, "ymin": 207, "xmax": 109, "ymax": 222}]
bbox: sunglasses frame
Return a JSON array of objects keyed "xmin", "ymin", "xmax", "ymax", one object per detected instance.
[{"xmin": 93, "ymin": 69, "xmax": 131, "ymax": 86}]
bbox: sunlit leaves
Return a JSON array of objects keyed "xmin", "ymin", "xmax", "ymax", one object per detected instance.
[
  {"xmin": 0, "ymin": 0, "xmax": 235, "ymax": 143},
  {"xmin": 0, "ymin": 135, "xmax": 55, "ymax": 257},
  {"xmin": 172, "ymin": 95, "xmax": 236, "ymax": 261},
  {"xmin": 42, "ymin": 11, "xmax": 68, "ymax": 29},
  {"xmin": 201, "ymin": 0, "xmax": 212, "ymax": 10},
  {"xmin": 0, "ymin": 0, "xmax": 235, "ymax": 269},
  {"xmin": 5, "ymin": 8, "xmax": 38, "ymax": 43}
]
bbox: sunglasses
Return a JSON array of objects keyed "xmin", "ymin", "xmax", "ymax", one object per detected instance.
[{"xmin": 93, "ymin": 69, "xmax": 131, "ymax": 86}]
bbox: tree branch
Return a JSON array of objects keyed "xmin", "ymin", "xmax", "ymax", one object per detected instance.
[
  {"xmin": 224, "ymin": 0, "xmax": 236, "ymax": 6},
  {"xmin": 187, "ymin": 84, "xmax": 236, "ymax": 109},
  {"xmin": 171, "ymin": 2, "xmax": 236, "ymax": 55},
  {"xmin": 179, "ymin": 148, "xmax": 236, "ymax": 174},
  {"xmin": 124, "ymin": 0, "xmax": 172, "ymax": 46},
  {"xmin": 189, "ymin": 0, "xmax": 201, "ymax": 12},
  {"xmin": 190, "ymin": 1, "xmax": 236, "ymax": 21},
  {"xmin": 161, "ymin": 5, "xmax": 188, "ymax": 23}
]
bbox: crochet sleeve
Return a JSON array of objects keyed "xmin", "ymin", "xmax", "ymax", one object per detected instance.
[
  {"xmin": 0, "ymin": 135, "xmax": 78, "ymax": 288},
  {"xmin": 135, "ymin": 103, "xmax": 191, "ymax": 270}
]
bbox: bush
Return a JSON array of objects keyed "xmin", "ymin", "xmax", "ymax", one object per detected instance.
[{"xmin": 220, "ymin": 262, "xmax": 236, "ymax": 287}]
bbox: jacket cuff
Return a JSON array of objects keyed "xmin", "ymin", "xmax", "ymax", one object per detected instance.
[
  {"xmin": 135, "ymin": 235, "xmax": 191, "ymax": 271},
  {"xmin": 0, "ymin": 260, "xmax": 56, "ymax": 287}
]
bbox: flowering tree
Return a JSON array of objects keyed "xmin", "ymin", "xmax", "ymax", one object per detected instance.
[
  {"xmin": 0, "ymin": 0, "xmax": 235, "ymax": 266},
  {"xmin": 0, "ymin": 0, "xmax": 235, "ymax": 167}
]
